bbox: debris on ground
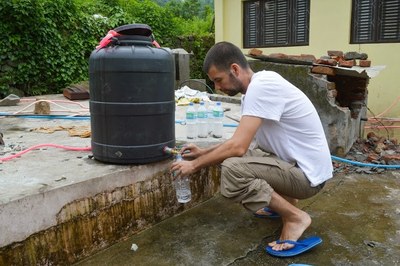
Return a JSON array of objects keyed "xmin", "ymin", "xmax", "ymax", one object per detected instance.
[
  {"xmin": 31, "ymin": 126, "xmax": 91, "ymax": 138},
  {"xmin": 334, "ymin": 132, "xmax": 400, "ymax": 174},
  {"xmin": 175, "ymin": 86, "xmax": 210, "ymax": 105}
]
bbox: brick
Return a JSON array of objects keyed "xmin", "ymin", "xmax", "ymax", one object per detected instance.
[
  {"xmin": 382, "ymin": 154, "xmax": 400, "ymax": 163},
  {"xmin": 315, "ymin": 58, "xmax": 337, "ymax": 66},
  {"xmin": 330, "ymin": 55, "xmax": 343, "ymax": 62},
  {"xmin": 359, "ymin": 60, "xmax": 371, "ymax": 67},
  {"xmin": 366, "ymin": 153, "xmax": 379, "ymax": 162},
  {"xmin": 249, "ymin": 48, "xmax": 263, "ymax": 56},
  {"xmin": 338, "ymin": 59, "xmax": 354, "ymax": 68},
  {"xmin": 311, "ymin": 65, "xmax": 336, "ymax": 76}
]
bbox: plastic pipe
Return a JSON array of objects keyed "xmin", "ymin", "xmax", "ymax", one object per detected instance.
[
  {"xmin": 0, "ymin": 144, "xmax": 91, "ymax": 162},
  {"xmin": 0, "ymin": 113, "xmax": 90, "ymax": 120},
  {"xmin": 331, "ymin": 155, "xmax": 400, "ymax": 169}
]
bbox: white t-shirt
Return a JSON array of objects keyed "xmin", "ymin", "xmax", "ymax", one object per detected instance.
[{"xmin": 241, "ymin": 71, "xmax": 333, "ymax": 186}]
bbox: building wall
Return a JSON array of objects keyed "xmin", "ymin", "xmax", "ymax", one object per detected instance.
[{"xmin": 214, "ymin": 0, "xmax": 400, "ymax": 117}]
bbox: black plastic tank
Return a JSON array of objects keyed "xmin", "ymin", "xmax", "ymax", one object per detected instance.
[{"xmin": 89, "ymin": 24, "xmax": 175, "ymax": 164}]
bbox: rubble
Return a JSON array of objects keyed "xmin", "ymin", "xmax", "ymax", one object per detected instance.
[{"xmin": 334, "ymin": 132, "xmax": 400, "ymax": 174}]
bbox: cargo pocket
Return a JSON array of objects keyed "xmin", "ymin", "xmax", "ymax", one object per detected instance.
[{"xmin": 244, "ymin": 156, "xmax": 285, "ymax": 169}]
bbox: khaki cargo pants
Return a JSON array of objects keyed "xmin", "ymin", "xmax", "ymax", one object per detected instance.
[{"xmin": 220, "ymin": 149, "xmax": 324, "ymax": 213}]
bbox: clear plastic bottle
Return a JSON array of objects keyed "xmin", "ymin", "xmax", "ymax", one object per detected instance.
[
  {"xmin": 207, "ymin": 102, "xmax": 215, "ymax": 135},
  {"xmin": 213, "ymin": 101, "xmax": 224, "ymax": 138},
  {"xmin": 173, "ymin": 154, "xmax": 191, "ymax": 203},
  {"xmin": 197, "ymin": 101, "xmax": 208, "ymax": 138},
  {"xmin": 186, "ymin": 102, "xmax": 197, "ymax": 139}
]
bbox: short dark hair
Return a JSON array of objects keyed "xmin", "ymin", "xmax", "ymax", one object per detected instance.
[{"xmin": 203, "ymin": 41, "xmax": 250, "ymax": 73}]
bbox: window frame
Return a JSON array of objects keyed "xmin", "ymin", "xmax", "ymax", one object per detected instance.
[
  {"xmin": 243, "ymin": 0, "xmax": 310, "ymax": 48},
  {"xmin": 351, "ymin": 0, "xmax": 400, "ymax": 44}
]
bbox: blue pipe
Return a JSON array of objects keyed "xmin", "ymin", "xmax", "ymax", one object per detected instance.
[
  {"xmin": 0, "ymin": 113, "xmax": 90, "ymax": 120},
  {"xmin": 331, "ymin": 155, "xmax": 400, "ymax": 169},
  {"xmin": 175, "ymin": 119, "xmax": 239, "ymax": 128}
]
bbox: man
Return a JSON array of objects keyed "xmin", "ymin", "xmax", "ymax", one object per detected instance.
[{"xmin": 171, "ymin": 41, "xmax": 333, "ymax": 257}]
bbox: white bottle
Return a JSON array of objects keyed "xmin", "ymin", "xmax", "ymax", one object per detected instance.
[
  {"xmin": 213, "ymin": 101, "xmax": 224, "ymax": 138},
  {"xmin": 186, "ymin": 102, "xmax": 197, "ymax": 139},
  {"xmin": 197, "ymin": 101, "xmax": 208, "ymax": 138},
  {"xmin": 173, "ymin": 154, "xmax": 192, "ymax": 203}
]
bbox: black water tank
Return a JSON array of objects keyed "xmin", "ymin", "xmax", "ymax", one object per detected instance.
[{"xmin": 89, "ymin": 24, "xmax": 175, "ymax": 164}]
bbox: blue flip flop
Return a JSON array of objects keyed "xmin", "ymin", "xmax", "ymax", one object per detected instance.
[
  {"xmin": 253, "ymin": 207, "xmax": 280, "ymax": 218},
  {"xmin": 265, "ymin": 236, "xmax": 322, "ymax": 257}
]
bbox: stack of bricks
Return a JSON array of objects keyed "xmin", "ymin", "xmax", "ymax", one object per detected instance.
[
  {"xmin": 310, "ymin": 51, "xmax": 372, "ymax": 120},
  {"xmin": 315, "ymin": 50, "xmax": 371, "ymax": 68}
]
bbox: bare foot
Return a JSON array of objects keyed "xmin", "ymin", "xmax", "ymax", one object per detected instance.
[{"xmin": 268, "ymin": 209, "xmax": 311, "ymax": 251}]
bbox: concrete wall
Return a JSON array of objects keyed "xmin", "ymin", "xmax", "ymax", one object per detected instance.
[
  {"xmin": 0, "ymin": 163, "xmax": 221, "ymax": 265},
  {"xmin": 214, "ymin": 0, "xmax": 400, "ymax": 118}
]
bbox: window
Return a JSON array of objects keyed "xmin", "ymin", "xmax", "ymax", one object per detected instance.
[
  {"xmin": 243, "ymin": 0, "xmax": 310, "ymax": 48},
  {"xmin": 351, "ymin": 0, "xmax": 400, "ymax": 43}
]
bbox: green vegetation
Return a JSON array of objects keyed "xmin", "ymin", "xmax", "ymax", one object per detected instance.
[{"xmin": 0, "ymin": 0, "xmax": 214, "ymax": 97}]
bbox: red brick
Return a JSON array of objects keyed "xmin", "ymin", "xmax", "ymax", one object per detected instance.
[
  {"xmin": 382, "ymin": 154, "xmax": 400, "ymax": 163},
  {"xmin": 359, "ymin": 60, "xmax": 371, "ymax": 67},
  {"xmin": 315, "ymin": 58, "xmax": 337, "ymax": 66},
  {"xmin": 338, "ymin": 60, "xmax": 354, "ymax": 68},
  {"xmin": 366, "ymin": 153, "xmax": 379, "ymax": 162},
  {"xmin": 311, "ymin": 66, "xmax": 336, "ymax": 76},
  {"xmin": 249, "ymin": 48, "xmax": 263, "ymax": 56}
]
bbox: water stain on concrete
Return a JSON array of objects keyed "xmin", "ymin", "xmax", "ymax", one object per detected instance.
[{"xmin": 75, "ymin": 171, "xmax": 400, "ymax": 266}]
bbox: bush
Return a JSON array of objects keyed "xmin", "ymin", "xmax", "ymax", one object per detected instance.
[
  {"xmin": 0, "ymin": 0, "xmax": 215, "ymax": 97},
  {"xmin": 0, "ymin": 0, "xmax": 128, "ymax": 97}
]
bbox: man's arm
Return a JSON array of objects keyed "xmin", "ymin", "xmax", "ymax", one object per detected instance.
[{"xmin": 171, "ymin": 115, "xmax": 262, "ymax": 176}]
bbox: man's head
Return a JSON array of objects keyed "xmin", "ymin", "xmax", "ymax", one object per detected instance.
[
  {"xmin": 203, "ymin": 41, "xmax": 249, "ymax": 73},
  {"xmin": 203, "ymin": 42, "xmax": 252, "ymax": 96}
]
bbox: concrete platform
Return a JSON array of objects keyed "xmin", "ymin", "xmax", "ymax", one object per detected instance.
[{"xmin": 0, "ymin": 94, "xmax": 239, "ymax": 264}]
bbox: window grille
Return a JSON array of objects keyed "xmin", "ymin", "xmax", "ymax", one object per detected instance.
[
  {"xmin": 243, "ymin": 0, "xmax": 310, "ymax": 48},
  {"xmin": 351, "ymin": 0, "xmax": 400, "ymax": 43}
]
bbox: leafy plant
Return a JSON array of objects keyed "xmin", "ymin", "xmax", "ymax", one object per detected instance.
[{"xmin": 0, "ymin": 0, "xmax": 215, "ymax": 97}]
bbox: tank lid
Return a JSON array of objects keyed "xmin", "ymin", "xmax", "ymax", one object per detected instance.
[{"xmin": 114, "ymin": 24, "xmax": 152, "ymax": 37}]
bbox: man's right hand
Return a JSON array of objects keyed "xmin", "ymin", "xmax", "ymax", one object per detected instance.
[{"xmin": 180, "ymin": 144, "xmax": 202, "ymax": 160}]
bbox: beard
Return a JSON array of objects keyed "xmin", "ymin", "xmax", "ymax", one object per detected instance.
[{"xmin": 224, "ymin": 72, "xmax": 245, "ymax": 96}]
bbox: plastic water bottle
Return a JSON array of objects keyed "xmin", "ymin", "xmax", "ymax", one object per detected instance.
[
  {"xmin": 186, "ymin": 102, "xmax": 197, "ymax": 139},
  {"xmin": 197, "ymin": 101, "xmax": 208, "ymax": 138},
  {"xmin": 213, "ymin": 101, "xmax": 224, "ymax": 138},
  {"xmin": 173, "ymin": 154, "xmax": 191, "ymax": 203},
  {"xmin": 207, "ymin": 102, "xmax": 214, "ymax": 135}
]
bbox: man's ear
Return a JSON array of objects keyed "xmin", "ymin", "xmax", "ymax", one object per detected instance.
[{"xmin": 230, "ymin": 63, "xmax": 240, "ymax": 77}]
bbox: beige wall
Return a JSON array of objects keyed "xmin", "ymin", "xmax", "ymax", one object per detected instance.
[{"xmin": 214, "ymin": 0, "xmax": 400, "ymax": 117}]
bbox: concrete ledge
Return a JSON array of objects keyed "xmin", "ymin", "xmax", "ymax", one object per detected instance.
[{"xmin": 0, "ymin": 162, "xmax": 221, "ymax": 265}]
